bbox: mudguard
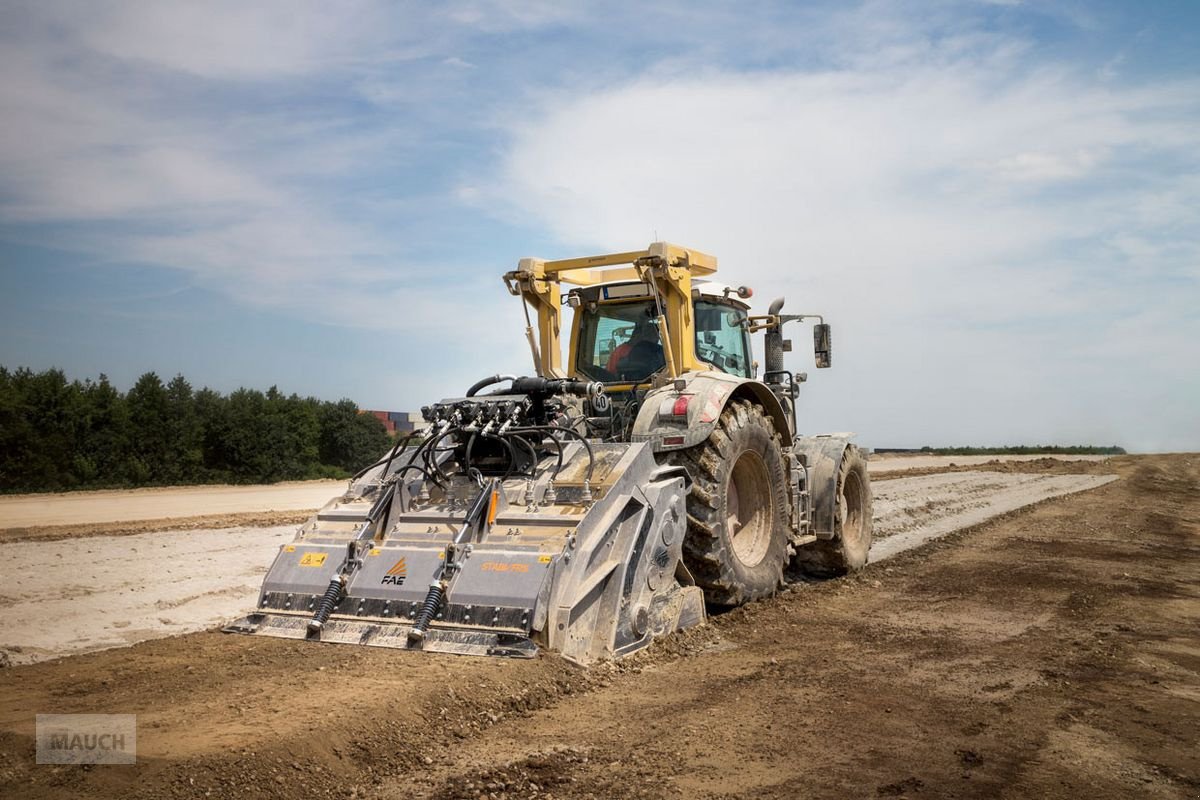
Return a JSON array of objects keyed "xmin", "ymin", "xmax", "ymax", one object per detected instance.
[
  {"xmin": 631, "ymin": 371, "xmax": 792, "ymax": 452},
  {"xmin": 794, "ymin": 434, "xmax": 858, "ymax": 539}
]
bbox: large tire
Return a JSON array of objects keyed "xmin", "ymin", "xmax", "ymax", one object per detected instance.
[
  {"xmin": 663, "ymin": 400, "xmax": 789, "ymax": 606},
  {"xmin": 793, "ymin": 445, "xmax": 873, "ymax": 577}
]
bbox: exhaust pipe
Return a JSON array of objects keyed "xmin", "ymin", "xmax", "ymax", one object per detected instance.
[{"xmin": 764, "ymin": 297, "xmax": 786, "ymax": 381}]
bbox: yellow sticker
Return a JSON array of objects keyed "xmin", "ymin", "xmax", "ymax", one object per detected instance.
[
  {"xmin": 368, "ymin": 549, "xmax": 381, "ymax": 557},
  {"xmin": 299, "ymin": 552, "xmax": 327, "ymax": 567},
  {"xmin": 284, "ymin": 545, "xmax": 296, "ymax": 552},
  {"xmin": 538, "ymin": 555, "xmax": 552, "ymax": 564}
]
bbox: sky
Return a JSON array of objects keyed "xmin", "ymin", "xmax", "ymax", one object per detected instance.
[{"xmin": 1, "ymin": 0, "xmax": 1197, "ymax": 452}]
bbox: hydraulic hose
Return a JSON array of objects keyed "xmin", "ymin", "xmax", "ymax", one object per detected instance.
[
  {"xmin": 507, "ymin": 434, "xmax": 540, "ymax": 477},
  {"xmin": 465, "ymin": 374, "xmax": 517, "ymax": 397},
  {"xmin": 422, "ymin": 428, "xmax": 462, "ymax": 487},
  {"xmin": 508, "ymin": 428, "xmax": 564, "ymax": 479},
  {"xmin": 510, "ymin": 426, "xmax": 594, "ymax": 482},
  {"xmin": 350, "ymin": 432, "xmax": 423, "ymax": 482},
  {"xmin": 463, "ymin": 432, "xmax": 518, "ymax": 479}
]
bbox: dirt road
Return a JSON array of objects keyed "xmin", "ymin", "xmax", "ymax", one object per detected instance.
[
  {"xmin": 0, "ymin": 454, "xmax": 1109, "ymax": 541},
  {"xmin": 0, "ymin": 455, "xmax": 1195, "ymax": 800},
  {"xmin": 0, "ymin": 471, "xmax": 1114, "ymax": 667},
  {"xmin": 0, "ymin": 480, "xmax": 344, "ymax": 541}
]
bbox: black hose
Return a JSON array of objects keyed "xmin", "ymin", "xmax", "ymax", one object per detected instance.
[
  {"xmin": 422, "ymin": 428, "xmax": 460, "ymax": 487},
  {"xmin": 351, "ymin": 432, "xmax": 423, "ymax": 482},
  {"xmin": 460, "ymin": 434, "xmax": 518, "ymax": 479},
  {"xmin": 510, "ymin": 426, "xmax": 593, "ymax": 482},
  {"xmin": 518, "ymin": 429, "xmax": 564, "ymax": 479},
  {"xmin": 485, "ymin": 433, "xmax": 518, "ymax": 476},
  {"xmin": 378, "ymin": 432, "xmax": 421, "ymax": 480},
  {"xmin": 465, "ymin": 374, "xmax": 516, "ymax": 397},
  {"xmin": 507, "ymin": 434, "xmax": 540, "ymax": 477}
]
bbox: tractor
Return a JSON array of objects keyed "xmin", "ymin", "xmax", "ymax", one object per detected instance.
[{"xmin": 228, "ymin": 242, "xmax": 872, "ymax": 664}]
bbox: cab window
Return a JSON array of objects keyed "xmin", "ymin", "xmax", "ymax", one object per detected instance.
[
  {"xmin": 575, "ymin": 300, "xmax": 665, "ymax": 383},
  {"xmin": 695, "ymin": 300, "xmax": 750, "ymax": 377}
]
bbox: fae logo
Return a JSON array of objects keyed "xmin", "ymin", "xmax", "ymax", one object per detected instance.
[{"xmin": 381, "ymin": 557, "xmax": 407, "ymax": 586}]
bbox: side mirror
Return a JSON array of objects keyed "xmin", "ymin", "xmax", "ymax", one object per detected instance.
[{"xmin": 814, "ymin": 323, "xmax": 832, "ymax": 368}]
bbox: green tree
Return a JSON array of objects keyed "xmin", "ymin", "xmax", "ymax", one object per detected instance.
[
  {"xmin": 125, "ymin": 372, "xmax": 170, "ymax": 483},
  {"xmin": 3, "ymin": 367, "xmax": 85, "ymax": 489},
  {"xmin": 193, "ymin": 386, "xmax": 229, "ymax": 482},
  {"xmin": 164, "ymin": 374, "xmax": 203, "ymax": 483},
  {"xmin": 1, "ymin": 365, "xmax": 403, "ymax": 491},
  {"xmin": 318, "ymin": 399, "xmax": 391, "ymax": 473},
  {"xmin": 75, "ymin": 374, "xmax": 132, "ymax": 486}
]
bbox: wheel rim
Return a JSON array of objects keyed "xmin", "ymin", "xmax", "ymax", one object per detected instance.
[
  {"xmin": 841, "ymin": 467, "xmax": 866, "ymax": 547},
  {"xmin": 726, "ymin": 450, "xmax": 772, "ymax": 567}
]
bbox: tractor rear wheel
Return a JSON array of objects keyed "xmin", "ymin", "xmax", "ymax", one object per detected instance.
[
  {"xmin": 793, "ymin": 444, "xmax": 873, "ymax": 577},
  {"xmin": 665, "ymin": 400, "xmax": 788, "ymax": 606}
]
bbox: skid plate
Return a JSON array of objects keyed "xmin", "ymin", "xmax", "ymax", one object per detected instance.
[{"xmin": 224, "ymin": 612, "xmax": 538, "ymax": 658}]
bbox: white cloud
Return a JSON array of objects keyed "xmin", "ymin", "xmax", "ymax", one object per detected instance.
[
  {"xmin": 982, "ymin": 149, "xmax": 1105, "ymax": 182},
  {"xmin": 51, "ymin": 0, "xmax": 396, "ymax": 80},
  {"xmin": 488, "ymin": 39, "xmax": 1200, "ymax": 450}
]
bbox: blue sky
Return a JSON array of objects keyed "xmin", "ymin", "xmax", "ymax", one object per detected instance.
[{"xmin": 1, "ymin": 1, "xmax": 1197, "ymax": 451}]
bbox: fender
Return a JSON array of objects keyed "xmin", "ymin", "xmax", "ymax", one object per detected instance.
[
  {"xmin": 794, "ymin": 434, "xmax": 859, "ymax": 539},
  {"xmin": 630, "ymin": 371, "xmax": 792, "ymax": 452}
]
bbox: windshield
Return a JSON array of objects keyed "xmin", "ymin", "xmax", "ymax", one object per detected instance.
[
  {"xmin": 694, "ymin": 300, "xmax": 751, "ymax": 378},
  {"xmin": 575, "ymin": 300, "xmax": 665, "ymax": 383}
]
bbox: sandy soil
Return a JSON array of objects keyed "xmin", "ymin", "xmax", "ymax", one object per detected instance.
[
  {"xmin": 0, "ymin": 454, "xmax": 1193, "ymax": 800},
  {"xmin": 868, "ymin": 452, "xmax": 1112, "ymax": 472},
  {"xmin": 0, "ymin": 454, "xmax": 1109, "ymax": 543},
  {"xmin": 0, "ymin": 470, "xmax": 1115, "ymax": 668},
  {"xmin": 870, "ymin": 471, "xmax": 1118, "ymax": 560},
  {"xmin": 0, "ymin": 526, "xmax": 295, "ymax": 665},
  {"xmin": 0, "ymin": 480, "xmax": 344, "ymax": 530}
]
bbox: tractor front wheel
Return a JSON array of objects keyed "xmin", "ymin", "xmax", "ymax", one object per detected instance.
[{"xmin": 665, "ymin": 400, "xmax": 788, "ymax": 606}]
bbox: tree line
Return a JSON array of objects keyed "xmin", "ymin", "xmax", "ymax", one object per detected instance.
[{"xmin": 0, "ymin": 366, "xmax": 394, "ymax": 492}]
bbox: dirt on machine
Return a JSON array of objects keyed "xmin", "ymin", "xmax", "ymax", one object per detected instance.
[{"xmin": 226, "ymin": 242, "xmax": 873, "ymax": 664}]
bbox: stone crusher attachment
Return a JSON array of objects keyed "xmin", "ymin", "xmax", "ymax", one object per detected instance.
[{"xmin": 226, "ymin": 377, "xmax": 706, "ymax": 665}]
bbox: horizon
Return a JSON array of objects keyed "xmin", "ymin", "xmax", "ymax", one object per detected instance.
[{"xmin": 0, "ymin": 361, "xmax": 1136, "ymax": 455}]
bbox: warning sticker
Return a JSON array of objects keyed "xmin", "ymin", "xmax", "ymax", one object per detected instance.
[
  {"xmin": 284, "ymin": 545, "xmax": 296, "ymax": 552},
  {"xmin": 298, "ymin": 552, "xmax": 327, "ymax": 567},
  {"xmin": 538, "ymin": 555, "xmax": 553, "ymax": 564},
  {"xmin": 368, "ymin": 549, "xmax": 381, "ymax": 557}
]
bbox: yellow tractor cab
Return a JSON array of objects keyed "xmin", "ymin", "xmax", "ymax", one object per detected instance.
[{"xmin": 569, "ymin": 280, "xmax": 755, "ymax": 386}]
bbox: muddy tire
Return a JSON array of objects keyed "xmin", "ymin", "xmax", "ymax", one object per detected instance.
[
  {"xmin": 793, "ymin": 444, "xmax": 873, "ymax": 577},
  {"xmin": 663, "ymin": 400, "xmax": 788, "ymax": 606}
]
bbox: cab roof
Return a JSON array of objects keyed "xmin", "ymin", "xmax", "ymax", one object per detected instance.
[{"xmin": 520, "ymin": 241, "xmax": 717, "ymax": 287}]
